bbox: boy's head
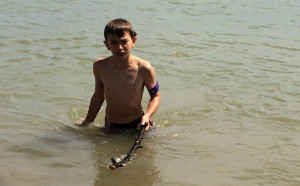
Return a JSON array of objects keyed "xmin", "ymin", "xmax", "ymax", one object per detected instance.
[{"xmin": 104, "ymin": 19, "xmax": 137, "ymax": 41}]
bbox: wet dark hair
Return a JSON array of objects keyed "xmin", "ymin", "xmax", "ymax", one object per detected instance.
[{"xmin": 104, "ymin": 18, "xmax": 137, "ymax": 41}]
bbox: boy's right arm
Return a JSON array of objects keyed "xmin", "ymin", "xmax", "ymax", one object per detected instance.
[{"xmin": 75, "ymin": 62, "xmax": 105, "ymax": 127}]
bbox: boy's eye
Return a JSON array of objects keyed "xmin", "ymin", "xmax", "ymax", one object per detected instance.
[{"xmin": 109, "ymin": 39, "xmax": 128, "ymax": 45}]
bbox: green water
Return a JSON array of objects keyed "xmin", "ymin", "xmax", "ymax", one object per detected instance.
[{"xmin": 1, "ymin": 0, "xmax": 300, "ymax": 185}]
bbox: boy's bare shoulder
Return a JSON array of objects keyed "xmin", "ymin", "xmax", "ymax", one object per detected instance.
[
  {"xmin": 93, "ymin": 57, "xmax": 110, "ymax": 68},
  {"xmin": 135, "ymin": 56, "xmax": 153, "ymax": 70},
  {"xmin": 94, "ymin": 57, "xmax": 108, "ymax": 64}
]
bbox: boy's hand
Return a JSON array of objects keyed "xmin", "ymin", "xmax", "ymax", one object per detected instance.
[
  {"xmin": 137, "ymin": 115, "xmax": 150, "ymax": 131},
  {"xmin": 74, "ymin": 120, "xmax": 91, "ymax": 127}
]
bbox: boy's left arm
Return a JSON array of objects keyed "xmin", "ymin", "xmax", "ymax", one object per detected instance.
[
  {"xmin": 140, "ymin": 92, "xmax": 161, "ymax": 130},
  {"xmin": 139, "ymin": 62, "xmax": 161, "ymax": 130}
]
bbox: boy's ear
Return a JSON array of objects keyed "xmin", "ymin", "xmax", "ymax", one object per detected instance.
[
  {"xmin": 132, "ymin": 36, "xmax": 137, "ymax": 48},
  {"xmin": 103, "ymin": 40, "xmax": 110, "ymax": 50}
]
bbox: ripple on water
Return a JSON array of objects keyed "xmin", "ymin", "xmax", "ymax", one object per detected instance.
[
  {"xmin": 13, "ymin": 40, "xmax": 33, "ymax": 45},
  {"xmin": 1, "ymin": 0, "xmax": 300, "ymax": 185}
]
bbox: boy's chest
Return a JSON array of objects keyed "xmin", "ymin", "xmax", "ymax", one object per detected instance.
[{"xmin": 101, "ymin": 67, "xmax": 143, "ymax": 91}]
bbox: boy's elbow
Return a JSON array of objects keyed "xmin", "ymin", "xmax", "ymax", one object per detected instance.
[
  {"xmin": 92, "ymin": 92, "xmax": 105, "ymax": 103},
  {"xmin": 151, "ymin": 92, "xmax": 161, "ymax": 102},
  {"xmin": 157, "ymin": 94, "xmax": 161, "ymax": 104},
  {"xmin": 156, "ymin": 92, "xmax": 161, "ymax": 100}
]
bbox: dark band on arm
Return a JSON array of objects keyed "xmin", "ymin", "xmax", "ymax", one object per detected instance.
[{"xmin": 148, "ymin": 81, "xmax": 159, "ymax": 95}]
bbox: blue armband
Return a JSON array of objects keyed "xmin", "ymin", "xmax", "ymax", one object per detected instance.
[{"xmin": 148, "ymin": 81, "xmax": 159, "ymax": 95}]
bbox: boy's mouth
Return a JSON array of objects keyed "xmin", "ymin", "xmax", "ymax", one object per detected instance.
[{"xmin": 117, "ymin": 51, "xmax": 125, "ymax": 57}]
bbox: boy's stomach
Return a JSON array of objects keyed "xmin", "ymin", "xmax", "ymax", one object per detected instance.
[{"xmin": 105, "ymin": 104, "xmax": 143, "ymax": 124}]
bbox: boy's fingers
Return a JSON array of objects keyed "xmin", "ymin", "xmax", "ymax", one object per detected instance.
[
  {"xmin": 74, "ymin": 122, "xmax": 84, "ymax": 127},
  {"xmin": 141, "ymin": 122, "xmax": 150, "ymax": 130},
  {"xmin": 145, "ymin": 123, "xmax": 150, "ymax": 130},
  {"xmin": 74, "ymin": 120, "xmax": 82, "ymax": 125},
  {"xmin": 137, "ymin": 121, "xmax": 149, "ymax": 130},
  {"xmin": 74, "ymin": 120, "xmax": 91, "ymax": 127}
]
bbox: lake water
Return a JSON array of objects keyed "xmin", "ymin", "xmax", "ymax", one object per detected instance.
[{"xmin": 1, "ymin": 0, "xmax": 300, "ymax": 185}]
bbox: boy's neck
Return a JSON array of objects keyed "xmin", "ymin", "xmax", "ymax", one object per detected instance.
[{"xmin": 111, "ymin": 54, "xmax": 134, "ymax": 68}]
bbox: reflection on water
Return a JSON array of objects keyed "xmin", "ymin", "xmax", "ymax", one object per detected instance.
[{"xmin": 92, "ymin": 130, "xmax": 161, "ymax": 186}]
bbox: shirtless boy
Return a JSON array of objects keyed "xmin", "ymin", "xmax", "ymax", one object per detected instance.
[{"xmin": 75, "ymin": 19, "xmax": 161, "ymax": 130}]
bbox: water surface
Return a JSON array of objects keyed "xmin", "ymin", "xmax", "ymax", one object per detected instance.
[{"xmin": 1, "ymin": 0, "xmax": 300, "ymax": 185}]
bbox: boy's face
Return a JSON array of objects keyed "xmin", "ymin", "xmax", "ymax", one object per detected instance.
[{"xmin": 104, "ymin": 32, "xmax": 136, "ymax": 59}]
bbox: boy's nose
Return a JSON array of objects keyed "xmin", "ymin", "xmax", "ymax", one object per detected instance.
[{"xmin": 118, "ymin": 44, "xmax": 123, "ymax": 50}]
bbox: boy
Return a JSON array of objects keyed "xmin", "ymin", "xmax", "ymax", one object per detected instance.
[{"xmin": 75, "ymin": 18, "xmax": 161, "ymax": 131}]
